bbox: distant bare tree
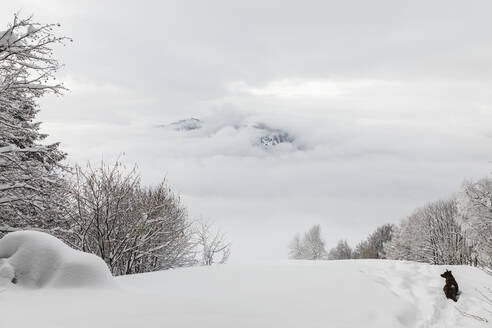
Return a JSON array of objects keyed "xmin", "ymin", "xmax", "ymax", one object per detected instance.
[
  {"xmin": 288, "ymin": 225, "xmax": 327, "ymax": 260},
  {"xmin": 303, "ymin": 225, "xmax": 327, "ymax": 260},
  {"xmin": 195, "ymin": 221, "xmax": 231, "ymax": 265},
  {"xmin": 288, "ymin": 233, "xmax": 304, "ymax": 259},
  {"xmin": 384, "ymin": 199, "xmax": 470, "ymax": 265},
  {"xmin": 328, "ymin": 239, "xmax": 352, "ymax": 260},
  {"xmin": 383, "ymin": 219, "xmax": 413, "ymax": 261},
  {"xmin": 458, "ymin": 178, "xmax": 492, "ymax": 267},
  {"xmin": 353, "ymin": 240, "xmax": 376, "ymax": 259},
  {"xmin": 354, "ymin": 224, "xmax": 394, "ymax": 259}
]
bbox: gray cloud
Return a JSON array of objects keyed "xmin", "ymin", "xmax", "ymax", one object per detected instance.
[{"xmin": 2, "ymin": 0, "xmax": 492, "ymax": 260}]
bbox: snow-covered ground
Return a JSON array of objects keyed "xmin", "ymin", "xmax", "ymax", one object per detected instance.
[{"xmin": 1, "ymin": 257, "xmax": 491, "ymax": 327}]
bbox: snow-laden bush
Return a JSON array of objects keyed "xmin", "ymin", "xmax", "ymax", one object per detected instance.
[
  {"xmin": 0, "ymin": 230, "xmax": 113, "ymax": 288},
  {"xmin": 64, "ymin": 161, "xmax": 196, "ymax": 275}
]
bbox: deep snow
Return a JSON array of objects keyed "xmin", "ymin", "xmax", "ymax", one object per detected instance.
[
  {"xmin": 0, "ymin": 258, "xmax": 490, "ymax": 327},
  {"xmin": 0, "ymin": 231, "xmax": 113, "ymax": 289}
]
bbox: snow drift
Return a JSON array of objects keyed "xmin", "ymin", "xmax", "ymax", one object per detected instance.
[
  {"xmin": 0, "ymin": 231, "xmax": 113, "ymax": 288},
  {"xmin": 1, "ymin": 260, "xmax": 490, "ymax": 328}
]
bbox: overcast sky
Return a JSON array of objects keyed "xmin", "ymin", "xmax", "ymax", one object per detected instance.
[{"xmin": 3, "ymin": 1, "xmax": 492, "ymax": 260}]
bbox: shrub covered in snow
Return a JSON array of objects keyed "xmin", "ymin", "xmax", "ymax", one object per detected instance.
[
  {"xmin": 0, "ymin": 230, "xmax": 113, "ymax": 288},
  {"xmin": 65, "ymin": 161, "xmax": 196, "ymax": 275}
]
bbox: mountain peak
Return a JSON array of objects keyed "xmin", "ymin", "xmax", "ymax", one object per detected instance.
[
  {"xmin": 254, "ymin": 123, "xmax": 295, "ymax": 148},
  {"xmin": 166, "ymin": 118, "xmax": 202, "ymax": 131},
  {"xmin": 161, "ymin": 117, "xmax": 299, "ymax": 151}
]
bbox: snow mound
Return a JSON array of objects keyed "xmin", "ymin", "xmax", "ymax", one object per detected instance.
[
  {"xmin": 1, "ymin": 260, "xmax": 490, "ymax": 327},
  {"xmin": 0, "ymin": 231, "xmax": 113, "ymax": 289}
]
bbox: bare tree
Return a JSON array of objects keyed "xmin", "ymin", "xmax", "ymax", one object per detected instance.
[
  {"xmin": 195, "ymin": 221, "xmax": 231, "ymax": 266},
  {"xmin": 288, "ymin": 225, "xmax": 327, "ymax": 260},
  {"xmin": 458, "ymin": 178, "xmax": 492, "ymax": 267},
  {"xmin": 384, "ymin": 199, "xmax": 470, "ymax": 265},
  {"xmin": 353, "ymin": 240, "xmax": 376, "ymax": 259},
  {"xmin": 328, "ymin": 239, "xmax": 352, "ymax": 260},
  {"xmin": 288, "ymin": 233, "xmax": 304, "ymax": 259},
  {"xmin": 303, "ymin": 225, "xmax": 327, "ymax": 260},
  {"xmin": 354, "ymin": 224, "xmax": 394, "ymax": 259},
  {"xmin": 65, "ymin": 161, "xmax": 195, "ymax": 275},
  {"xmin": 0, "ymin": 14, "xmax": 70, "ymax": 235},
  {"xmin": 383, "ymin": 219, "xmax": 413, "ymax": 261}
]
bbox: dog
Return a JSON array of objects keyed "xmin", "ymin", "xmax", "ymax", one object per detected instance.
[{"xmin": 440, "ymin": 269, "xmax": 459, "ymax": 302}]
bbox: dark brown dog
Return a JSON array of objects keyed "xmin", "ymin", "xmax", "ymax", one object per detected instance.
[{"xmin": 440, "ymin": 270, "xmax": 459, "ymax": 302}]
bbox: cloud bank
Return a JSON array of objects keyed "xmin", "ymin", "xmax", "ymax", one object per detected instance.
[{"xmin": 2, "ymin": 0, "xmax": 492, "ymax": 260}]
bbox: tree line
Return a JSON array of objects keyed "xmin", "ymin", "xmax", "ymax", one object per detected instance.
[
  {"xmin": 289, "ymin": 177, "xmax": 492, "ymax": 268},
  {"xmin": 0, "ymin": 15, "xmax": 231, "ymax": 275}
]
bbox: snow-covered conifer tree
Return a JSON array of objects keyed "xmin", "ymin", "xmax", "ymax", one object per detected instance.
[{"xmin": 0, "ymin": 15, "xmax": 68, "ymax": 234}]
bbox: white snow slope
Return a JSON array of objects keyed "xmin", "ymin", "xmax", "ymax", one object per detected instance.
[{"xmin": 1, "ymin": 260, "xmax": 491, "ymax": 328}]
